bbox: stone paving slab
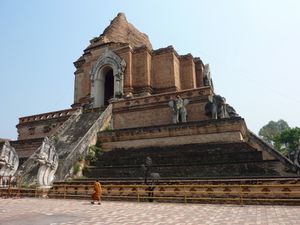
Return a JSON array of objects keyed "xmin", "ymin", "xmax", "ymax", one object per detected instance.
[{"xmin": 0, "ymin": 198, "xmax": 300, "ymax": 225}]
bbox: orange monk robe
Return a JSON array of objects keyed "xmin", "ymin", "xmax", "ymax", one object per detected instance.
[{"xmin": 92, "ymin": 181, "xmax": 102, "ymax": 201}]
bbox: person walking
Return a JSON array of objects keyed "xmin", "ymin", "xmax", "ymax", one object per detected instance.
[{"xmin": 91, "ymin": 179, "xmax": 102, "ymax": 205}]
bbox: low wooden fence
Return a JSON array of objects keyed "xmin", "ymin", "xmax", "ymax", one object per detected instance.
[
  {"xmin": 0, "ymin": 175, "xmax": 22, "ymax": 198},
  {"xmin": 2, "ymin": 179, "xmax": 300, "ymax": 205},
  {"xmin": 47, "ymin": 183, "xmax": 300, "ymax": 205}
]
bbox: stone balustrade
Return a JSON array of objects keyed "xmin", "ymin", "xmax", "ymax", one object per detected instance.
[{"xmin": 18, "ymin": 108, "xmax": 77, "ymax": 124}]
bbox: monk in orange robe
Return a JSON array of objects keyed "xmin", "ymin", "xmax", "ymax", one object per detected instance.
[{"xmin": 91, "ymin": 180, "xmax": 102, "ymax": 205}]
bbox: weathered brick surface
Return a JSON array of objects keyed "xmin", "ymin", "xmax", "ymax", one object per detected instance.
[
  {"xmin": 152, "ymin": 50, "xmax": 176, "ymax": 90},
  {"xmin": 85, "ymin": 139, "xmax": 290, "ymax": 178},
  {"xmin": 93, "ymin": 118, "xmax": 296, "ymax": 178},
  {"xmin": 98, "ymin": 118, "xmax": 247, "ymax": 148},
  {"xmin": 119, "ymin": 49, "xmax": 132, "ymax": 89},
  {"xmin": 132, "ymin": 49, "xmax": 151, "ymax": 91},
  {"xmin": 10, "ymin": 138, "xmax": 43, "ymax": 163},
  {"xmin": 17, "ymin": 108, "xmax": 76, "ymax": 140},
  {"xmin": 180, "ymin": 54, "xmax": 196, "ymax": 90},
  {"xmin": 101, "ymin": 132, "xmax": 243, "ymax": 151},
  {"xmin": 73, "ymin": 14, "xmax": 206, "ymax": 105},
  {"xmin": 111, "ymin": 87, "xmax": 212, "ymax": 129}
]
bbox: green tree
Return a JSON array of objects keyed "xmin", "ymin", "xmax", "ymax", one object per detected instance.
[
  {"xmin": 274, "ymin": 127, "xmax": 300, "ymax": 155},
  {"xmin": 258, "ymin": 120, "xmax": 290, "ymax": 144}
]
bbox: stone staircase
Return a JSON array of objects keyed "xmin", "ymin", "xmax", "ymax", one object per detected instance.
[
  {"xmin": 20, "ymin": 105, "xmax": 112, "ymax": 183},
  {"xmin": 247, "ymin": 131, "xmax": 299, "ymax": 172},
  {"xmin": 82, "ymin": 117, "xmax": 298, "ymax": 180},
  {"xmin": 55, "ymin": 108, "xmax": 110, "ymax": 180},
  {"xmin": 84, "ymin": 142, "xmax": 291, "ymax": 179}
]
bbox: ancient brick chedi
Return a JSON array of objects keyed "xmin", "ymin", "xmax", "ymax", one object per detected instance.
[
  {"xmin": 5, "ymin": 12, "xmax": 299, "ymax": 184},
  {"xmin": 16, "ymin": 12, "xmax": 211, "ymax": 141},
  {"xmin": 73, "ymin": 12, "xmax": 205, "ymax": 104},
  {"xmin": 70, "ymin": 12, "xmax": 297, "ymax": 177},
  {"xmin": 73, "ymin": 12, "xmax": 214, "ymax": 129}
]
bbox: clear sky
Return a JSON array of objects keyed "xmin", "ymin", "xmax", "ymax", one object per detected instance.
[{"xmin": 1, "ymin": 0, "xmax": 300, "ymax": 140}]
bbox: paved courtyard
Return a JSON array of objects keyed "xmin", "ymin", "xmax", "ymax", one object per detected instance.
[{"xmin": 0, "ymin": 198, "xmax": 300, "ymax": 225}]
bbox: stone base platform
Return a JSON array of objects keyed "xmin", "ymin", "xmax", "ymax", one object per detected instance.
[{"xmin": 93, "ymin": 118, "xmax": 296, "ymax": 179}]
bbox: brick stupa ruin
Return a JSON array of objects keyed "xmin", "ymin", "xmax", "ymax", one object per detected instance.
[{"xmin": 1, "ymin": 13, "xmax": 299, "ymax": 187}]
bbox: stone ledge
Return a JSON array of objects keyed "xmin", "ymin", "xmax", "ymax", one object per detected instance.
[
  {"xmin": 101, "ymin": 131, "xmax": 244, "ymax": 150},
  {"xmin": 98, "ymin": 118, "xmax": 247, "ymax": 150},
  {"xmin": 112, "ymin": 86, "xmax": 212, "ymax": 108}
]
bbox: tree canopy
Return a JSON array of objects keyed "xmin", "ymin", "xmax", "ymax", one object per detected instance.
[
  {"xmin": 274, "ymin": 127, "xmax": 300, "ymax": 155},
  {"xmin": 258, "ymin": 119, "xmax": 290, "ymax": 144},
  {"xmin": 259, "ymin": 120, "xmax": 300, "ymax": 155}
]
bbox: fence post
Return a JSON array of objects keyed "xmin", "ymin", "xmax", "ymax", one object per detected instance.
[
  {"xmin": 8, "ymin": 176, "xmax": 12, "ymax": 197},
  {"xmin": 239, "ymin": 185, "xmax": 244, "ymax": 206},
  {"xmin": 17, "ymin": 176, "xmax": 21, "ymax": 198},
  {"xmin": 184, "ymin": 186, "xmax": 187, "ymax": 204},
  {"xmin": 35, "ymin": 186, "xmax": 37, "ymax": 198},
  {"xmin": 0, "ymin": 176, "xmax": 2, "ymax": 197},
  {"xmin": 64, "ymin": 186, "xmax": 67, "ymax": 199}
]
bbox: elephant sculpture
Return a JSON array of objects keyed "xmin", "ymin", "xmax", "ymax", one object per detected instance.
[
  {"xmin": 225, "ymin": 103, "xmax": 239, "ymax": 118},
  {"xmin": 34, "ymin": 137, "xmax": 58, "ymax": 186},
  {"xmin": 168, "ymin": 95, "xmax": 189, "ymax": 124},
  {"xmin": 205, "ymin": 95, "xmax": 239, "ymax": 119},
  {"xmin": 0, "ymin": 141, "xmax": 19, "ymax": 186},
  {"xmin": 205, "ymin": 95, "xmax": 228, "ymax": 119}
]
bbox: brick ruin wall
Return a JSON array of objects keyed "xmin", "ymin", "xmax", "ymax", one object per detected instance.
[
  {"xmin": 73, "ymin": 43, "xmax": 206, "ymax": 106},
  {"xmin": 17, "ymin": 108, "xmax": 77, "ymax": 140},
  {"xmin": 112, "ymin": 87, "xmax": 212, "ymax": 130}
]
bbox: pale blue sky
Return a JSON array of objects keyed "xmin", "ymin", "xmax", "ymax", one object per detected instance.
[{"xmin": 1, "ymin": 0, "xmax": 300, "ymax": 139}]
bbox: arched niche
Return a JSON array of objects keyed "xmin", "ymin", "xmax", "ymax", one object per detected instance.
[{"xmin": 90, "ymin": 50, "xmax": 126, "ymax": 108}]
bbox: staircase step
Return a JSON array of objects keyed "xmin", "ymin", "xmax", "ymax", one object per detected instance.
[
  {"xmin": 85, "ymin": 160, "xmax": 282, "ymax": 178},
  {"xmin": 84, "ymin": 142, "xmax": 284, "ymax": 179},
  {"xmin": 94, "ymin": 151, "xmax": 262, "ymax": 167}
]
